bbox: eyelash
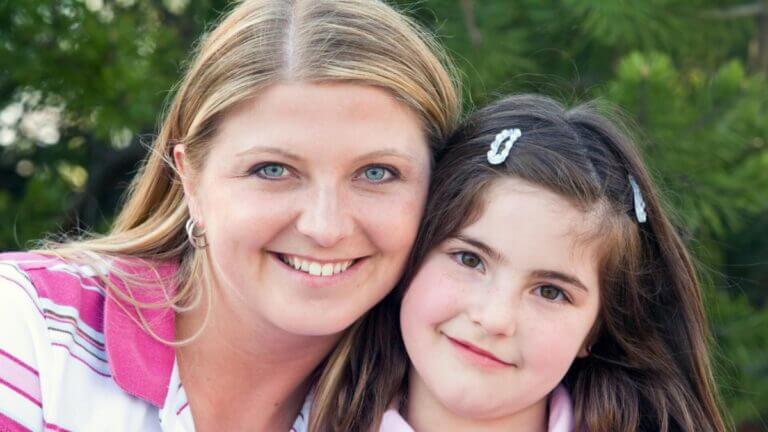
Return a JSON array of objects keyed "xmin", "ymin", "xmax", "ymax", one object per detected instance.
[
  {"xmin": 533, "ymin": 285, "xmax": 572, "ymax": 304},
  {"xmin": 248, "ymin": 162, "xmax": 293, "ymax": 180},
  {"xmin": 246, "ymin": 162, "xmax": 401, "ymax": 184},
  {"xmin": 354, "ymin": 164, "xmax": 401, "ymax": 184},
  {"xmin": 449, "ymin": 250, "xmax": 573, "ymax": 304},
  {"xmin": 450, "ymin": 250, "xmax": 486, "ymax": 272}
]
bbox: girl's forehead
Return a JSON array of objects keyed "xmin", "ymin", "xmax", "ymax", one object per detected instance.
[
  {"xmin": 479, "ymin": 178, "xmax": 592, "ymax": 233},
  {"xmin": 458, "ymin": 178, "xmax": 602, "ymax": 284}
]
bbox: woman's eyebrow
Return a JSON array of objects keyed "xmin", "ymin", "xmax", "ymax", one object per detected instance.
[
  {"xmin": 352, "ymin": 149, "xmax": 418, "ymax": 164},
  {"xmin": 236, "ymin": 146, "xmax": 417, "ymax": 164},
  {"xmin": 235, "ymin": 145, "xmax": 303, "ymax": 161},
  {"xmin": 455, "ymin": 234, "xmax": 504, "ymax": 263},
  {"xmin": 531, "ymin": 270, "xmax": 589, "ymax": 293}
]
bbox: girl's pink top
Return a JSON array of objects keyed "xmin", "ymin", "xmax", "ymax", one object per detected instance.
[{"xmin": 379, "ymin": 385, "xmax": 574, "ymax": 432}]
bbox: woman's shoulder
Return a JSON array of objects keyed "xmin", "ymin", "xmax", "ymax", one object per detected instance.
[
  {"xmin": 0, "ymin": 251, "xmax": 111, "ymax": 306},
  {"xmin": 0, "ymin": 252, "xmax": 117, "ymax": 430},
  {"xmin": 0, "ymin": 251, "xmax": 178, "ymax": 431},
  {"xmin": 0, "ymin": 250, "xmax": 117, "ymax": 380},
  {"xmin": 0, "ymin": 251, "xmax": 178, "ymax": 307}
]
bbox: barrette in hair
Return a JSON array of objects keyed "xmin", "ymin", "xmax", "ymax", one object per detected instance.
[
  {"xmin": 628, "ymin": 175, "xmax": 647, "ymax": 223},
  {"xmin": 487, "ymin": 128, "xmax": 522, "ymax": 165}
]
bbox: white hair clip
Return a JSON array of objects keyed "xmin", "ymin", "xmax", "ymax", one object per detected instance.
[
  {"xmin": 487, "ymin": 128, "xmax": 522, "ymax": 165},
  {"xmin": 628, "ymin": 175, "xmax": 647, "ymax": 223}
]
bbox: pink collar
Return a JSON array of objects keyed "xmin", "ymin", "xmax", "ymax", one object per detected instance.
[
  {"xmin": 547, "ymin": 385, "xmax": 574, "ymax": 431},
  {"xmin": 378, "ymin": 385, "xmax": 574, "ymax": 432},
  {"xmin": 104, "ymin": 258, "xmax": 179, "ymax": 407},
  {"xmin": 6, "ymin": 252, "xmax": 179, "ymax": 407}
]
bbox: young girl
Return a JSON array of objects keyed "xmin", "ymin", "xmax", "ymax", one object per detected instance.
[
  {"xmin": 0, "ymin": 1, "xmax": 460, "ymax": 431},
  {"xmin": 380, "ymin": 94, "xmax": 727, "ymax": 431}
]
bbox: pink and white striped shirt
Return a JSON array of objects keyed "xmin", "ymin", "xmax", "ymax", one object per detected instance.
[{"xmin": 0, "ymin": 252, "xmax": 310, "ymax": 432}]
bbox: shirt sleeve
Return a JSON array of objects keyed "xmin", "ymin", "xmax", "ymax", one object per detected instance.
[{"xmin": 0, "ymin": 261, "xmax": 47, "ymax": 432}]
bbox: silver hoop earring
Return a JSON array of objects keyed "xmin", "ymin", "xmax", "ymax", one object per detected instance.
[{"xmin": 185, "ymin": 218, "xmax": 208, "ymax": 248}]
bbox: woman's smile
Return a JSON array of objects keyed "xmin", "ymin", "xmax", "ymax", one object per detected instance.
[
  {"xmin": 270, "ymin": 251, "xmax": 371, "ymax": 288},
  {"xmin": 187, "ymin": 82, "xmax": 431, "ymax": 336}
]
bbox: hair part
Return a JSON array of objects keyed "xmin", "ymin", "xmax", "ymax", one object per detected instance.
[
  {"xmin": 37, "ymin": 1, "xmax": 461, "ymax": 430},
  {"xmin": 394, "ymin": 94, "xmax": 727, "ymax": 431}
]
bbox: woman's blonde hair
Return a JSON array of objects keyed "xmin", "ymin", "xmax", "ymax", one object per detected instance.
[{"xmin": 41, "ymin": 0, "xmax": 461, "ymax": 430}]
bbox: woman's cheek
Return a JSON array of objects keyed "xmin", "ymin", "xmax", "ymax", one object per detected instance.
[{"xmin": 353, "ymin": 185, "xmax": 429, "ymax": 254}]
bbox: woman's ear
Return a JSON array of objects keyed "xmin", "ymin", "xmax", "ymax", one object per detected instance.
[
  {"xmin": 172, "ymin": 143, "xmax": 188, "ymax": 178},
  {"xmin": 173, "ymin": 144, "xmax": 203, "ymax": 225}
]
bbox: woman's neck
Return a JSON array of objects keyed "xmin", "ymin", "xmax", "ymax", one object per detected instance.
[
  {"xmin": 404, "ymin": 370, "xmax": 549, "ymax": 432},
  {"xmin": 175, "ymin": 285, "xmax": 341, "ymax": 432}
]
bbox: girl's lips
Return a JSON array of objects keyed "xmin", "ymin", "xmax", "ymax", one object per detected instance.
[{"xmin": 445, "ymin": 335, "xmax": 515, "ymax": 368}]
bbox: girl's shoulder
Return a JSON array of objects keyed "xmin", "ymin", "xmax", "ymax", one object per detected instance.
[
  {"xmin": 376, "ymin": 385, "xmax": 574, "ymax": 432},
  {"xmin": 548, "ymin": 385, "xmax": 574, "ymax": 432},
  {"xmin": 378, "ymin": 407, "xmax": 415, "ymax": 432}
]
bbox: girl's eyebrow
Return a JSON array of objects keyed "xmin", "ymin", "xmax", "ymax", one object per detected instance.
[
  {"xmin": 455, "ymin": 235, "xmax": 504, "ymax": 263},
  {"xmin": 454, "ymin": 235, "xmax": 590, "ymax": 293},
  {"xmin": 531, "ymin": 270, "xmax": 589, "ymax": 293}
]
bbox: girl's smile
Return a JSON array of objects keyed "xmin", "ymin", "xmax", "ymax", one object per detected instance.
[
  {"xmin": 401, "ymin": 178, "xmax": 601, "ymax": 422},
  {"xmin": 444, "ymin": 334, "xmax": 517, "ymax": 369}
]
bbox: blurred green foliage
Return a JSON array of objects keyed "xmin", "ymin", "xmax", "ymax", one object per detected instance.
[{"xmin": 0, "ymin": 0, "xmax": 766, "ymax": 427}]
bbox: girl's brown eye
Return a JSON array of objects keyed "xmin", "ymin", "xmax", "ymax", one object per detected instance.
[
  {"xmin": 538, "ymin": 285, "xmax": 565, "ymax": 301},
  {"xmin": 460, "ymin": 252, "xmax": 482, "ymax": 268}
]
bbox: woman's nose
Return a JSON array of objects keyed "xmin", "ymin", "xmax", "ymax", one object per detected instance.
[{"xmin": 295, "ymin": 185, "xmax": 354, "ymax": 248}]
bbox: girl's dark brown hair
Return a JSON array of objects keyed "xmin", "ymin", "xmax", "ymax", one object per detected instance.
[{"xmin": 391, "ymin": 94, "xmax": 728, "ymax": 431}]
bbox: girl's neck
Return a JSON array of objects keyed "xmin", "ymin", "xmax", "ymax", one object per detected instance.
[
  {"xmin": 405, "ymin": 371, "xmax": 549, "ymax": 432},
  {"xmin": 175, "ymin": 283, "xmax": 340, "ymax": 432}
]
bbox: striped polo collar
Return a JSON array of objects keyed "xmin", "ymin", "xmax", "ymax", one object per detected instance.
[
  {"xmin": 5, "ymin": 252, "xmax": 179, "ymax": 408},
  {"xmin": 103, "ymin": 257, "xmax": 179, "ymax": 408}
]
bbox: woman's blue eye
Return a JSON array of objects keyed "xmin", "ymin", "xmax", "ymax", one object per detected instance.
[
  {"xmin": 256, "ymin": 163, "xmax": 287, "ymax": 178},
  {"xmin": 361, "ymin": 166, "xmax": 394, "ymax": 183},
  {"xmin": 535, "ymin": 285, "xmax": 567, "ymax": 302}
]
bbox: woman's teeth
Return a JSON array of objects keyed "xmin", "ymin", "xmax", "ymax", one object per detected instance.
[{"xmin": 279, "ymin": 255, "xmax": 355, "ymax": 277}]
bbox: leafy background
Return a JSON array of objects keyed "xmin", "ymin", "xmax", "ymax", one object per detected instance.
[{"xmin": 0, "ymin": 0, "xmax": 766, "ymax": 428}]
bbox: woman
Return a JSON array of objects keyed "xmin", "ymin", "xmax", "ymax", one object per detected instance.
[{"xmin": 0, "ymin": 0, "xmax": 460, "ymax": 430}]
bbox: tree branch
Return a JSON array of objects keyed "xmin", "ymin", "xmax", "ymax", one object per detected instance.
[
  {"xmin": 752, "ymin": 0, "xmax": 768, "ymax": 74},
  {"xmin": 459, "ymin": 0, "xmax": 482, "ymax": 47},
  {"xmin": 702, "ymin": 3, "xmax": 765, "ymax": 19}
]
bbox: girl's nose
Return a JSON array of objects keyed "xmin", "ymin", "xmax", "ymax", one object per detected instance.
[{"xmin": 468, "ymin": 288, "xmax": 518, "ymax": 337}]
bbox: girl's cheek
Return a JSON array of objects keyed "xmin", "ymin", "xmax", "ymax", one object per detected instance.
[
  {"xmin": 402, "ymin": 256, "xmax": 465, "ymax": 329},
  {"xmin": 519, "ymin": 314, "xmax": 591, "ymax": 375}
]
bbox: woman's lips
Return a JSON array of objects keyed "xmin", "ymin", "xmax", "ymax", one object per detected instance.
[
  {"xmin": 446, "ymin": 335, "xmax": 515, "ymax": 368},
  {"xmin": 270, "ymin": 252, "xmax": 368, "ymax": 288}
]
